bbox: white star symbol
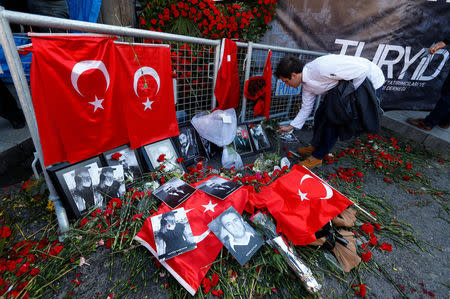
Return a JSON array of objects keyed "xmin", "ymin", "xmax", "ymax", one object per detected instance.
[
  {"xmin": 298, "ymin": 189, "xmax": 310, "ymax": 201},
  {"xmin": 202, "ymin": 200, "xmax": 218, "ymax": 213},
  {"xmin": 89, "ymin": 96, "xmax": 104, "ymax": 112},
  {"xmin": 142, "ymin": 98, "xmax": 154, "ymax": 111}
]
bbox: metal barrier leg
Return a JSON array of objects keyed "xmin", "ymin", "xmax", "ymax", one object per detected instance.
[
  {"xmin": 31, "ymin": 152, "xmax": 40, "ymax": 179},
  {"xmin": 0, "ymin": 7, "xmax": 70, "ymax": 236}
]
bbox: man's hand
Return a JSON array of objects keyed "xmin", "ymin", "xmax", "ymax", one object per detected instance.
[
  {"xmin": 277, "ymin": 125, "xmax": 294, "ymax": 133},
  {"xmin": 429, "ymin": 41, "xmax": 446, "ymax": 55}
]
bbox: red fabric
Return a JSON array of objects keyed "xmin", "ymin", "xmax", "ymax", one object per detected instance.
[
  {"xmin": 135, "ymin": 175, "xmax": 249, "ymax": 295},
  {"xmin": 252, "ymin": 50, "xmax": 272, "ymax": 119},
  {"xmin": 262, "ymin": 50, "xmax": 272, "ymax": 119},
  {"xmin": 115, "ymin": 43, "xmax": 179, "ymax": 149},
  {"xmin": 30, "ymin": 35, "xmax": 128, "ymax": 165},
  {"xmin": 251, "ymin": 165, "xmax": 353, "ymax": 245},
  {"xmin": 214, "ymin": 39, "xmax": 240, "ymax": 110}
]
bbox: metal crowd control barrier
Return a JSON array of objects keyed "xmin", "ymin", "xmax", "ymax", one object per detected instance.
[{"xmin": 0, "ymin": 7, "xmax": 325, "ymax": 234}]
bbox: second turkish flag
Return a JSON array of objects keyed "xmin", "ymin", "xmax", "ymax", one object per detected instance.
[
  {"xmin": 251, "ymin": 165, "xmax": 353, "ymax": 245},
  {"xmin": 115, "ymin": 43, "xmax": 179, "ymax": 149}
]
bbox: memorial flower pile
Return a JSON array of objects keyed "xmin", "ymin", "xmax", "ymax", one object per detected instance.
[
  {"xmin": 139, "ymin": 0, "xmax": 277, "ymax": 41},
  {"xmin": 0, "ymin": 131, "xmax": 446, "ymax": 297}
]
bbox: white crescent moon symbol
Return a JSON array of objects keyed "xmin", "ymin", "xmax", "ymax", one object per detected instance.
[
  {"xmin": 71, "ymin": 60, "xmax": 110, "ymax": 97},
  {"xmin": 133, "ymin": 67, "xmax": 160, "ymax": 98},
  {"xmin": 319, "ymin": 181, "xmax": 333, "ymax": 200},
  {"xmin": 299, "ymin": 174, "xmax": 333, "ymax": 200},
  {"xmin": 184, "ymin": 208, "xmax": 210, "ymax": 243}
]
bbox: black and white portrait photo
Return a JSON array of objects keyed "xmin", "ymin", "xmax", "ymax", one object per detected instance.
[
  {"xmin": 197, "ymin": 176, "xmax": 242, "ymax": 200},
  {"xmin": 249, "ymin": 124, "xmax": 270, "ymax": 151},
  {"xmin": 153, "ymin": 177, "xmax": 197, "ymax": 209},
  {"xmin": 151, "ymin": 208, "xmax": 197, "ymax": 261},
  {"xmin": 176, "ymin": 126, "xmax": 199, "ymax": 162},
  {"xmin": 200, "ymin": 136, "xmax": 217, "ymax": 159},
  {"xmin": 104, "ymin": 145, "xmax": 142, "ymax": 181},
  {"xmin": 208, "ymin": 206, "xmax": 263, "ymax": 266},
  {"xmin": 280, "ymin": 131, "xmax": 299, "ymax": 144},
  {"xmin": 89, "ymin": 165, "xmax": 126, "ymax": 205},
  {"xmin": 61, "ymin": 163, "xmax": 98, "ymax": 213},
  {"xmin": 233, "ymin": 125, "xmax": 253, "ymax": 155},
  {"xmin": 143, "ymin": 139, "xmax": 184, "ymax": 172}
]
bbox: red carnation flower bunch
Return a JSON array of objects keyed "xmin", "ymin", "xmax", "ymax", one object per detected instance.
[{"xmin": 139, "ymin": 0, "xmax": 277, "ymax": 42}]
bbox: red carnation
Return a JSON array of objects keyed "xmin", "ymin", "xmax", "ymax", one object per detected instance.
[
  {"xmin": 379, "ymin": 243, "xmax": 392, "ymax": 251},
  {"xmin": 211, "ymin": 289, "xmax": 223, "ymax": 297},
  {"xmin": 369, "ymin": 235, "xmax": 377, "ymax": 245},
  {"xmin": 353, "ymin": 284, "xmax": 367, "ymax": 297},
  {"xmin": 202, "ymin": 277, "xmax": 212, "ymax": 294},
  {"xmin": 361, "ymin": 223, "xmax": 374, "ymax": 235},
  {"xmin": 111, "ymin": 153, "xmax": 122, "ymax": 161},
  {"xmin": 176, "ymin": 157, "xmax": 184, "ymax": 163},
  {"xmin": 0, "ymin": 226, "xmax": 11, "ymax": 238},
  {"xmin": 30, "ymin": 268, "xmax": 40, "ymax": 276},
  {"xmin": 157, "ymin": 154, "xmax": 166, "ymax": 162},
  {"xmin": 361, "ymin": 251, "xmax": 372, "ymax": 262}
]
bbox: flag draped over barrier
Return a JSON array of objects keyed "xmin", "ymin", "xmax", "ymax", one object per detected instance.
[
  {"xmin": 114, "ymin": 43, "xmax": 179, "ymax": 149},
  {"xmin": 29, "ymin": 35, "xmax": 179, "ymax": 166}
]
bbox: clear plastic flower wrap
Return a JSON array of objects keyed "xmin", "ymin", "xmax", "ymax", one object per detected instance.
[{"xmin": 251, "ymin": 212, "xmax": 322, "ymax": 294}]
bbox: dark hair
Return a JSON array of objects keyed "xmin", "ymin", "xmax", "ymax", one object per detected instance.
[
  {"xmin": 219, "ymin": 209, "xmax": 240, "ymax": 226},
  {"xmin": 275, "ymin": 55, "xmax": 305, "ymax": 79},
  {"xmin": 160, "ymin": 211, "xmax": 176, "ymax": 227}
]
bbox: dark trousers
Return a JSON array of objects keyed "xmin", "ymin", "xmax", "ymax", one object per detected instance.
[
  {"xmin": 311, "ymin": 87, "xmax": 382, "ymax": 160},
  {"xmin": 424, "ymin": 73, "xmax": 449, "ymax": 128},
  {"xmin": 0, "ymin": 80, "xmax": 25, "ymax": 128}
]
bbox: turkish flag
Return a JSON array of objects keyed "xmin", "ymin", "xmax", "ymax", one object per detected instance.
[
  {"xmin": 251, "ymin": 165, "xmax": 353, "ymax": 245},
  {"xmin": 262, "ymin": 50, "xmax": 272, "ymax": 119},
  {"xmin": 114, "ymin": 43, "xmax": 179, "ymax": 148},
  {"xmin": 214, "ymin": 39, "xmax": 240, "ymax": 110},
  {"xmin": 30, "ymin": 34, "xmax": 129, "ymax": 165},
  {"xmin": 135, "ymin": 176, "xmax": 249, "ymax": 295}
]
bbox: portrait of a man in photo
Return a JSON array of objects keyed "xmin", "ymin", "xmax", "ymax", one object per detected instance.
[{"xmin": 208, "ymin": 206, "xmax": 263, "ymax": 265}]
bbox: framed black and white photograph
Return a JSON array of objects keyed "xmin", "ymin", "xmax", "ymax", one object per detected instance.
[
  {"xmin": 280, "ymin": 131, "xmax": 299, "ymax": 144},
  {"xmin": 173, "ymin": 125, "xmax": 201, "ymax": 166},
  {"xmin": 151, "ymin": 208, "xmax": 197, "ymax": 261},
  {"xmin": 141, "ymin": 139, "xmax": 185, "ymax": 173},
  {"xmin": 200, "ymin": 136, "xmax": 219, "ymax": 160},
  {"xmin": 249, "ymin": 124, "xmax": 271, "ymax": 151},
  {"xmin": 48, "ymin": 156, "xmax": 104, "ymax": 219},
  {"xmin": 208, "ymin": 206, "xmax": 263, "ymax": 266},
  {"xmin": 89, "ymin": 165, "xmax": 126, "ymax": 206},
  {"xmin": 103, "ymin": 145, "xmax": 142, "ymax": 182},
  {"xmin": 197, "ymin": 176, "xmax": 242, "ymax": 200},
  {"xmin": 153, "ymin": 177, "xmax": 197, "ymax": 209},
  {"xmin": 233, "ymin": 125, "xmax": 253, "ymax": 155}
]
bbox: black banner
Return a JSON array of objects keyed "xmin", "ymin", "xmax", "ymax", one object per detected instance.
[{"xmin": 262, "ymin": 0, "xmax": 450, "ymax": 110}]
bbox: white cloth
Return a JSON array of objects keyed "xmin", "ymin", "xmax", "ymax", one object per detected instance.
[{"xmin": 290, "ymin": 54, "xmax": 385, "ymax": 129}]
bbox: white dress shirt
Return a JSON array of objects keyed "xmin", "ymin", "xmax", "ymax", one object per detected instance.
[{"xmin": 290, "ymin": 54, "xmax": 385, "ymax": 129}]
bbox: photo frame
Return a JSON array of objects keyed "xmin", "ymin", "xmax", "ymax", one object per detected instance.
[
  {"xmin": 102, "ymin": 144, "xmax": 143, "ymax": 182},
  {"xmin": 47, "ymin": 156, "xmax": 104, "ymax": 219},
  {"xmin": 89, "ymin": 165, "xmax": 126, "ymax": 207},
  {"xmin": 199, "ymin": 136, "xmax": 219, "ymax": 160},
  {"xmin": 248, "ymin": 123, "xmax": 271, "ymax": 152},
  {"xmin": 233, "ymin": 124, "xmax": 253, "ymax": 156},
  {"xmin": 172, "ymin": 124, "xmax": 204, "ymax": 167},
  {"xmin": 141, "ymin": 138, "xmax": 186, "ymax": 173},
  {"xmin": 208, "ymin": 206, "xmax": 263, "ymax": 266}
]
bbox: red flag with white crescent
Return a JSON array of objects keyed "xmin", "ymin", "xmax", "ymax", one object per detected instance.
[
  {"xmin": 251, "ymin": 165, "xmax": 353, "ymax": 245},
  {"xmin": 114, "ymin": 43, "xmax": 179, "ymax": 149},
  {"xmin": 214, "ymin": 38, "xmax": 240, "ymax": 110},
  {"xmin": 30, "ymin": 34, "xmax": 128, "ymax": 165},
  {"xmin": 135, "ymin": 175, "xmax": 249, "ymax": 295}
]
